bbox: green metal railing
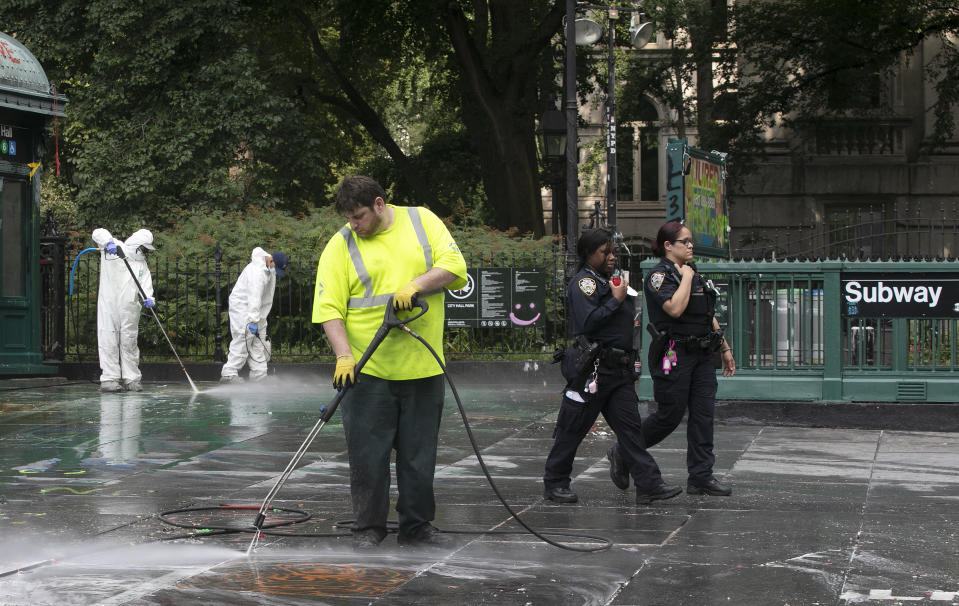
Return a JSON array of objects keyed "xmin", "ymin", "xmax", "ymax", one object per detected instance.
[{"xmin": 639, "ymin": 258, "xmax": 959, "ymax": 402}]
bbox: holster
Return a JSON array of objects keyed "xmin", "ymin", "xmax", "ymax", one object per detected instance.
[
  {"xmin": 646, "ymin": 323, "xmax": 668, "ymax": 372},
  {"xmin": 558, "ymin": 335, "xmax": 601, "ymax": 383}
]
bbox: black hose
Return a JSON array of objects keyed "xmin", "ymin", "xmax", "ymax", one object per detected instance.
[{"xmin": 156, "ymin": 298, "xmax": 611, "ymax": 552}]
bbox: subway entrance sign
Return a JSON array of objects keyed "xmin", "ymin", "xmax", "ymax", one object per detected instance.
[{"xmin": 665, "ymin": 139, "xmax": 730, "ymax": 259}]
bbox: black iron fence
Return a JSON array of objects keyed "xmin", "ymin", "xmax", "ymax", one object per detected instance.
[
  {"xmin": 734, "ymin": 200, "xmax": 959, "ymax": 261},
  {"xmin": 43, "ymin": 202, "xmax": 959, "ymax": 365},
  {"xmin": 46, "ymin": 244, "xmax": 571, "ymax": 363}
]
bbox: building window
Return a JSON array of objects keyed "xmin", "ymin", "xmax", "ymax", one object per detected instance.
[{"xmin": 620, "ymin": 97, "xmax": 661, "ymax": 203}]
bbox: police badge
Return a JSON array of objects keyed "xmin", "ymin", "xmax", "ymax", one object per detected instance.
[
  {"xmin": 578, "ymin": 277, "xmax": 597, "ymax": 295},
  {"xmin": 649, "ymin": 272, "xmax": 665, "ymax": 291}
]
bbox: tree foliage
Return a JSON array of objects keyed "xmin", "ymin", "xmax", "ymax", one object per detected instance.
[
  {"xmin": 619, "ymin": 0, "xmax": 959, "ymax": 195},
  {"xmin": 1, "ymin": 0, "xmax": 567, "ymax": 236}
]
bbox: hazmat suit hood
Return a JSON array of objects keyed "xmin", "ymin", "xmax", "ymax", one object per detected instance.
[{"xmin": 125, "ymin": 229, "xmax": 156, "ymax": 251}]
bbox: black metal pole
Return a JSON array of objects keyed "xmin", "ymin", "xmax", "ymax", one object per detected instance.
[
  {"xmin": 606, "ymin": 12, "xmax": 617, "ymax": 233},
  {"xmin": 565, "ymin": 0, "xmax": 579, "ymax": 270}
]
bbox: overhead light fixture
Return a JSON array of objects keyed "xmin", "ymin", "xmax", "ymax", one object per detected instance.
[
  {"xmin": 574, "ymin": 17, "xmax": 602, "ymax": 45},
  {"xmin": 629, "ymin": 13, "xmax": 654, "ymax": 48}
]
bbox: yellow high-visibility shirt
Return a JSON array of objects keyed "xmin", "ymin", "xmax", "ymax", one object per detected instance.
[{"xmin": 312, "ymin": 205, "xmax": 467, "ymax": 380}]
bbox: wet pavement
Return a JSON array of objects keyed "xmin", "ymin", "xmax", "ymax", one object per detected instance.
[{"xmin": 1, "ymin": 372, "xmax": 957, "ymax": 605}]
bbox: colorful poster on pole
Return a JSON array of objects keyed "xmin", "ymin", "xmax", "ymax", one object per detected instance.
[{"xmin": 665, "ymin": 139, "xmax": 730, "ymax": 259}]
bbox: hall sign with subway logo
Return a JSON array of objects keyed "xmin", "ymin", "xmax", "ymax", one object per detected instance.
[{"xmin": 842, "ymin": 274, "xmax": 959, "ymax": 317}]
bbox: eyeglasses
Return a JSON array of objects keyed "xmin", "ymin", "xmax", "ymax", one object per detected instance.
[{"xmin": 672, "ymin": 238, "xmax": 694, "ymax": 246}]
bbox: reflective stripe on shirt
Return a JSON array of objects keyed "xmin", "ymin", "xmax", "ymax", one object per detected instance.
[{"xmin": 340, "ymin": 207, "xmax": 434, "ymax": 309}]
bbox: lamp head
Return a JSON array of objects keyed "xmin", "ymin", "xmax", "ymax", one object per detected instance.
[
  {"xmin": 574, "ymin": 18, "xmax": 602, "ymax": 45},
  {"xmin": 628, "ymin": 14, "xmax": 654, "ymax": 48}
]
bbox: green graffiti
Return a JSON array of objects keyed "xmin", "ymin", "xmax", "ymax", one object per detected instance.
[
  {"xmin": 39, "ymin": 487, "xmax": 102, "ymax": 495},
  {"xmin": 686, "ymin": 204, "xmax": 728, "ymax": 245}
]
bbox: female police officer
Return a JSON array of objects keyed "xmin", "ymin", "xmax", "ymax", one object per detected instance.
[
  {"xmin": 543, "ymin": 228, "xmax": 681, "ymax": 505},
  {"xmin": 643, "ymin": 221, "xmax": 736, "ymax": 497}
]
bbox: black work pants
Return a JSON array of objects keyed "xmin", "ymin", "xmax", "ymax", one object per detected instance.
[
  {"xmin": 340, "ymin": 373, "xmax": 444, "ymax": 539},
  {"xmin": 645, "ymin": 347, "xmax": 718, "ymax": 483},
  {"xmin": 544, "ymin": 365, "xmax": 664, "ymax": 492}
]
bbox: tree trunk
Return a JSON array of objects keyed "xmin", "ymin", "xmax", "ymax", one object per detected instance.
[
  {"xmin": 440, "ymin": 1, "xmax": 560, "ymax": 237},
  {"xmin": 461, "ymin": 99, "xmax": 544, "ymax": 235}
]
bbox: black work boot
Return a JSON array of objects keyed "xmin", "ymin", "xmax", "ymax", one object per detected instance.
[
  {"xmin": 636, "ymin": 483, "xmax": 682, "ymax": 505},
  {"xmin": 687, "ymin": 477, "xmax": 732, "ymax": 496},
  {"xmin": 543, "ymin": 486, "xmax": 578, "ymax": 503},
  {"xmin": 606, "ymin": 445, "xmax": 629, "ymax": 490},
  {"xmin": 397, "ymin": 523, "xmax": 453, "ymax": 548}
]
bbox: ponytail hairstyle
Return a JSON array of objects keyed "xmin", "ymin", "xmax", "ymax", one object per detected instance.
[
  {"xmin": 651, "ymin": 222, "xmax": 686, "ymax": 258},
  {"xmin": 576, "ymin": 228, "xmax": 614, "ymax": 271}
]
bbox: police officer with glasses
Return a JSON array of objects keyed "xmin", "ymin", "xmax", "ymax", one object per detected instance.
[{"xmin": 641, "ymin": 221, "xmax": 735, "ymax": 497}]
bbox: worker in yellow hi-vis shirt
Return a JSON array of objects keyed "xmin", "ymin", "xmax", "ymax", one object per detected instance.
[{"xmin": 313, "ymin": 175, "xmax": 467, "ymax": 551}]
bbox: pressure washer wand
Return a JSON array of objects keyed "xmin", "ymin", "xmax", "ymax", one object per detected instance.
[
  {"xmin": 245, "ymin": 296, "xmax": 428, "ymax": 555},
  {"xmin": 114, "ymin": 247, "xmax": 200, "ymax": 393}
]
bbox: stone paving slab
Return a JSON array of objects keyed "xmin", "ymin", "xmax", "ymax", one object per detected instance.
[{"xmin": 1, "ymin": 376, "xmax": 957, "ymax": 605}]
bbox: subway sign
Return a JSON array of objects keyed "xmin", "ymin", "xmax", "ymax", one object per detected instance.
[
  {"xmin": 0, "ymin": 123, "xmax": 32, "ymax": 161},
  {"xmin": 842, "ymin": 274, "xmax": 959, "ymax": 317}
]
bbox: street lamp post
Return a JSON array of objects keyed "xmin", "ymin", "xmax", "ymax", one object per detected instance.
[
  {"xmin": 540, "ymin": 109, "xmax": 568, "ymax": 237},
  {"xmin": 606, "ymin": 9, "xmax": 619, "ymax": 234},
  {"xmin": 564, "ymin": 0, "xmax": 579, "ymax": 268},
  {"xmin": 574, "ymin": 4, "xmax": 654, "ymax": 237}
]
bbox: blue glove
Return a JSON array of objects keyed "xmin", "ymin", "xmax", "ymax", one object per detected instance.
[
  {"xmin": 143, "ymin": 297, "xmax": 155, "ymax": 309},
  {"xmin": 105, "ymin": 241, "xmax": 118, "ymax": 255},
  {"xmin": 248, "ymin": 322, "xmax": 259, "ymax": 335}
]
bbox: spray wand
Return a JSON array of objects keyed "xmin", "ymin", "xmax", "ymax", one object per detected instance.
[
  {"xmin": 245, "ymin": 296, "xmax": 428, "ymax": 554},
  {"xmin": 113, "ymin": 246, "xmax": 200, "ymax": 394}
]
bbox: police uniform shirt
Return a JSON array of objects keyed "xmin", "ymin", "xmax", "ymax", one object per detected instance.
[
  {"xmin": 644, "ymin": 258, "xmax": 714, "ymax": 337},
  {"xmin": 568, "ymin": 266, "xmax": 633, "ymax": 351}
]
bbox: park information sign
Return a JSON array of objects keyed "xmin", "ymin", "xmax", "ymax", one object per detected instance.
[
  {"xmin": 446, "ymin": 268, "xmax": 546, "ymax": 328},
  {"xmin": 665, "ymin": 139, "xmax": 730, "ymax": 259},
  {"xmin": 841, "ymin": 274, "xmax": 959, "ymax": 318}
]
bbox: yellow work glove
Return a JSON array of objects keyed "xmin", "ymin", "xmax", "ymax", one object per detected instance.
[
  {"xmin": 393, "ymin": 281, "xmax": 420, "ymax": 311},
  {"xmin": 333, "ymin": 354, "xmax": 356, "ymax": 390}
]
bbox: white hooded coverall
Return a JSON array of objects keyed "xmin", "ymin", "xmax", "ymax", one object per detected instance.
[
  {"xmin": 92, "ymin": 228, "xmax": 155, "ymax": 385},
  {"xmin": 221, "ymin": 247, "xmax": 276, "ymax": 380}
]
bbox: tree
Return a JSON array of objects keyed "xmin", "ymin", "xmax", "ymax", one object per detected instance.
[
  {"xmin": 1, "ymin": 0, "xmax": 566, "ymax": 235},
  {"xmin": 620, "ymin": 0, "xmax": 959, "ymax": 177},
  {"xmin": 732, "ymin": 0, "xmax": 959, "ymax": 150},
  {"xmin": 1, "ymin": 0, "xmax": 339, "ymax": 226}
]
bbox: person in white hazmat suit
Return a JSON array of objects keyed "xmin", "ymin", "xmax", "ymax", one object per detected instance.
[
  {"xmin": 220, "ymin": 247, "xmax": 288, "ymax": 383},
  {"xmin": 92, "ymin": 228, "xmax": 156, "ymax": 393}
]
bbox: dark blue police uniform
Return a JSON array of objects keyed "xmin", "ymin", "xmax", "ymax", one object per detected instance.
[
  {"xmin": 643, "ymin": 258, "xmax": 722, "ymax": 484},
  {"xmin": 544, "ymin": 266, "xmax": 667, "ymax": 494}
]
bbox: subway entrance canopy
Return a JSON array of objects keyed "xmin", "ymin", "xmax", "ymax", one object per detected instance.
[{"xmin": 0, "ymin": 32, "xmax": 65, "ymax": 375}]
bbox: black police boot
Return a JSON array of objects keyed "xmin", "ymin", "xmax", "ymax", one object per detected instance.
[
  {"xmin": 687, "ymin": 477, "xmax": 732, "ymax": 496},
  {"xmin": 543, "ymin": 486, "xmax": 578, "ymax": 503},
  {"xmin": 606, "ymin": 445, "xmax": 629, "ymax": 490},
  {"xmin": 636, "ymin": 482, "xmax": 682, "ymax": 505}
]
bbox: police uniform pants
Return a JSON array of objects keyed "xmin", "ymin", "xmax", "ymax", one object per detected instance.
[
  {"xmin": 543, "ymin": 366, "xmax": 664, "ymax": 493},
  {"xmin": 645, "ymin": 348, "xmax": 718, "ymax": 482},
  {"xmin": 340, "ymin": 373, "xmax": 444, "ymax": 539}
]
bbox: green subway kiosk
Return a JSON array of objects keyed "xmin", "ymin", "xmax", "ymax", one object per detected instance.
[{"xmin": 0, "ymin": 32, "xmax": 64, "ymax": 375}]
